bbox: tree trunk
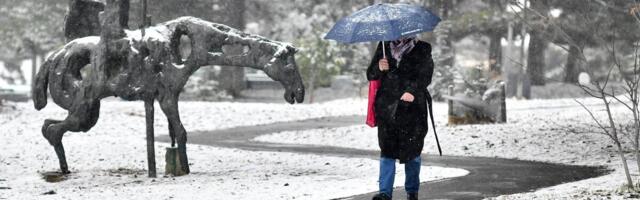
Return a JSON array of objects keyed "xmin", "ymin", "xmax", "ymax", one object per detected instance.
[
  {"xmin": 603, "ymin": 87, "xmax": 634, "ymax": 188},
  {"xmin": 218, "ymin": 0, "xmax": 247, "ymax": 97},
  {"xmin": 64, "ymin": 0, "xmax": 104, "ymax": 41},
  {"xmin": 308, "ymin": 64, "xmax": 318, "ymax": 103},
  {"xmin": 31, "ymin": 52, "xmax": 38, "ymax": 85},
  {"xmin": 519, "ymin": 0, "xmax": 527, "ymax": 99},
  {"xmin": 439, "ymin": 0, "xmax": 452, "ymax": 69},
  {"xmin": 527, "ymin": 0, "xmax": 548, "ymax": 86},
  {"xmin": 635, "ymin": 144, "xmax": 640, "ymax": 178},
  {"xmin": 489, "ymin": 31, "xmax": 502, "ymax": 79},
  {"xmin": 617, "ymin": 143, "xmax": 634, "ymax": 188},
  {"xmin": 505, "ymin": 21, "xmax": 518, "ymax": 97},
  {"xmin": 488, "ymin": 0, "xmax": 503, "ymax": 80},
  {"xmin": 635, "ymin": 105, "xmax": 640, "ymax": 175},
  {"xmin": 631, "ymin": 93, "xmax": 640, "ymax": 176},
  {"xmin": 21, "ymin": 38, "xmax": 39, "ymax": 85},
  {"xmin": 522, "ymin": 74, "xmax": 531, "ymax": 99},
  {"xmin": 119, "ymin": 0, "xmax": 129, "ymax": 29},
  {"xmin": 527, "ymin": 30, "xmax": 546, "ymax": 86},
  {"xmin": 563, "ymin": 45, "xmax": 581, "ymax": 83}
]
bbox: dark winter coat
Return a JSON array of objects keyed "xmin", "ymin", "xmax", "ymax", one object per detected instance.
[{"xmin": 367, "ymin": 40, "xmax": 434, "ymax": 163}]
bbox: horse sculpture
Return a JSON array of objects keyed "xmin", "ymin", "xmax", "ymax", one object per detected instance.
[{"xmin": 32, "ymin": 0, "xmax": 305, "ymax": 176}]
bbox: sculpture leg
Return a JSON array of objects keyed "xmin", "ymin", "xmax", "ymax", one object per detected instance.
[
  {"xmin": 42, "ymin": 99, "xmax": 100, "ymax": 174},
  {"xmin": 159, "ymin": 97, "xmax": 190, "ymax": 174},
  {"xmin": 41, "ymin": 119, "xmax": 62, "ymax": 140},
  {"xmin": 42, "ymin": 119, "xmax": 69, "ymax": 174},
  {"xmin": 168, "ymin": 119, "xmax": 175, "ymax": 147},
  {"xmin": 53, "ymin": 143, "xmax": 68, "ymax": 174}
]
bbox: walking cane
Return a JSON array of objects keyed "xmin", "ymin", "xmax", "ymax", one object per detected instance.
[{"xmin": 426, "ymin": 90, "xmax": 442, "ymax": 156}]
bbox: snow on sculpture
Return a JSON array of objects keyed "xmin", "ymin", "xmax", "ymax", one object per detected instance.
[{"xmin": 32, "ymin": 0, "xmax": 305, "ymax": 176}]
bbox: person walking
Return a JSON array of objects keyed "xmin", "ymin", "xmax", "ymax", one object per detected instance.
[
  {"xmin": 367, "ymin": 36, "xmax": 434, "ymax": 200},
  {"xmin": 324, "ymin": 3, "xmax": 440, "ymax": 199}
]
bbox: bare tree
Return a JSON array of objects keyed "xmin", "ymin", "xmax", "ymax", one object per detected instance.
[
  {"xmin": 577, "ymin": 67, "xmax": 634, "ymax": 187},
  {"xmin": 541, "ymin": 0, "xmax": 640, "ymax": 188},
  {"xmin": 604, "ymin": 39, "xmax": 640, "ymax": 179}
]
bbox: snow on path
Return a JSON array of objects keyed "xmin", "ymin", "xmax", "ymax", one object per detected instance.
[
  {"xmin": 0, "ymin": 99, "xmax": 467, "ymax": 200},
  {"xmin": 255, "ymin": 97, "xmax": 616, "ymax": 166},
  {"xmin": 254, "ymin": 97, "xmax": 640, "ymax": 199}
]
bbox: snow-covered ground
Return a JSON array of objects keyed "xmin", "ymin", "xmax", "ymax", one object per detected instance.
[
  {"xmin": 0, "ymin": 99, "xmax": 467, "ymax": 200},
  {"xmin": 255, "ymin": 98, "xmax": 640, "ymax": 199},
  {"xmin": 3, "ymin": 96, "xmax": 637, "ymax": 199}
]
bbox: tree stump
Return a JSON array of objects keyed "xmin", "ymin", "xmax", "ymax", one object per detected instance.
[
  {"xmin": 165, "ymin": 147, "xmax": 187, "ymax": 176},
  {"xmin": 446, "ymin": 83, "xmax": 506, "ymax": 125}
]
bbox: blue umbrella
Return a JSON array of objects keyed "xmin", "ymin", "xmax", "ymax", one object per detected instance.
[{"xmin": 324, "ymin": 3, "xmax": 441, "ymax": 55}]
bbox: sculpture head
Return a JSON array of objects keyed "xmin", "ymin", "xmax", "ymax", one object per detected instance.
[
  {"xmin": 165, "ymin": 18, "xmax": 305, "ymax": 104},
  {"xmin": 264, "ymin": 46, "xmax": 305, "ymax": 104}
]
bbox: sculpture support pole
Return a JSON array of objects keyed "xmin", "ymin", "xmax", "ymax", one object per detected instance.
[
  {"xmin": 140, "ymin": 0, "xmax": 147, "ymax": 36},
  {"xmin": 144, "ymin": 100, "xmax": 157, "ymax": 178}
]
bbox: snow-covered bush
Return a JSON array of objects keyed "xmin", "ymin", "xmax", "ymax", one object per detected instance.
[
  {"xmin": 295, "ymin": 37, "xmax": 343, "ymax": 89},
  {"xmin": 431, "ymin": 20, "xmax": 461, "ymax": 101}
]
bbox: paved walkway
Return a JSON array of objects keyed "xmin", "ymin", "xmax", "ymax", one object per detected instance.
[{"xmin": 157, "ymin": 115, "xmax": 609, "ymax": 200}]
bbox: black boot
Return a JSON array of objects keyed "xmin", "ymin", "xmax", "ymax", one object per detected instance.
[
  {"xmin": 372, "ymin": 193, "xmax": 391, "ymax": 200},
  {"xmin": 407, "ymin": 193, "xmax": 418, "ymax": 200}
]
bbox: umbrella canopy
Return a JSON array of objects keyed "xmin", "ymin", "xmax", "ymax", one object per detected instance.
[{"xmin": 324, "ymin": 3, "xmax": 441, "ymax": 44}]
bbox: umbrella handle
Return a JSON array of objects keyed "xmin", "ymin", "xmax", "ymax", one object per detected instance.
[{"xmin": 382, "ymin": 41, "xmax": 386, "ymax": 59}]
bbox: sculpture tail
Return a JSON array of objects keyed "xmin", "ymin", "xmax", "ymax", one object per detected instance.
[{"xmin": 32, "ymin": 56, "xmax": 53, "ymax": 110}]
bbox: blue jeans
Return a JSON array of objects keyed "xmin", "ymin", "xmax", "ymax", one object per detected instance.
[{"xmin": 379, "ymin": 156, "xmax": 421, "ymax": 198}]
